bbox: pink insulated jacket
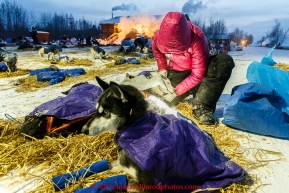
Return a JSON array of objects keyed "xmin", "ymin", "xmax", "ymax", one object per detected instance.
[{"xmin": 152, "ymin": 12, "xmax": 210, "ymax": 95}]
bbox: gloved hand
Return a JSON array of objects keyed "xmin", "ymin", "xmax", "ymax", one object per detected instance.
[
  {"xmin": 158, "ymin": 70, "xmax": 175, "ymax": 94},
  {"xmin": 163, "ymin": 91, "xmax": 178, "ymax": 102}
]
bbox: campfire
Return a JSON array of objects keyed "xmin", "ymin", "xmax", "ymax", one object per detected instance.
[{"xmin": 98, "ymin": 14, "xmax": 164, "ymax": 45}]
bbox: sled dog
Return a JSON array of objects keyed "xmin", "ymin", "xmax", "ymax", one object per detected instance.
[{"xmin": 82, "ymin": 76, "xmax": 157, "ymax": 192}]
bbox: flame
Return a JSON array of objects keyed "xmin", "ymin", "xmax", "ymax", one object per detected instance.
[{"xmin": 99, "ymin": 14, "xmax": 164, "ymax": 45}]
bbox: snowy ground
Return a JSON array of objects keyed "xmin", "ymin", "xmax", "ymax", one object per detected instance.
[{"xmin": 0, "ymin": 45, "xmax": 289, "ymax": 192}]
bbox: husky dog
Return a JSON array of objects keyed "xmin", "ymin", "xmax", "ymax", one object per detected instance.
[
  {"xmin": 90, "ymin": 46, "xmax": 106, "ymax": 60},
  {"xmin": 81, "ymin": 77, "xmax": 247, "ymax": 192},
  {"xmin": 0, "ymin": 51, "xmax": 17, "ymax": 73},
  {"xmin": 82, "ymin": 76, "xmax": 159, "ymax": 192},
  {"xmin": 38, "ymin": 45, "xmax": 62, "ymax": 60}
]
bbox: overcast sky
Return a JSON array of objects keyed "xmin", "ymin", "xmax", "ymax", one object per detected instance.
[{"xmin": 3, "ymin": 0, "xmax": 289, "ymax": 43}]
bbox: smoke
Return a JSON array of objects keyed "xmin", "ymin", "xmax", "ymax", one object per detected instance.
[
  {"xmin": 262, "ymin": 39, "xmax": 271, "ymax": 47},
  {"xmin": 112, "ymin": 3, "xmax": 139, "ymax": 12},
  {"xmin": 181, "ymin": 0, "xmax": 207, "ymax": 14}
]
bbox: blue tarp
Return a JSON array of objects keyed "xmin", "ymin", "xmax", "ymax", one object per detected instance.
[
  {"xmin": 246, "ymin": 46, "xmax": 289, "ymax": 107},
  {"xmin": 0, "ymin": 63, "xmax": 8, "ymax": 72},
  {"xmin": 222, "ymin": 82, "xmax": 289, "ymax": 139},
  {"xmin": 30, "ymin": 67, "xmax": 86, "ymax": 85},
  {"xmin": 52, "ymin": 159, "xmax": 109, "ymax": 190},
  {"xmin": 0, "ymin": 62, "xmax": 17, "ymax": 72},
  {"xmin": 37, "ymin": 71, "xmax": 66, "ymax": 85},
  {"xmin": 121, "ymin": 39, "xmax": 134, "ymax": 47},
  {"xmin": 222, "ymin": 47, "xmax": 289, "ymax": 139},
  {"xmin": 119, "ymin": 58, "xmax": 141, "ymax": 64}
]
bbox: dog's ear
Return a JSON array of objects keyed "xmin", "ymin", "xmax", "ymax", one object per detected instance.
[
  {"xmin": 109, "ymin": 82, "xmax": 128, "ymax": 103},
  {"xmin": 95, "ymin": 76, "xmax": 109, "ymax": 90}
]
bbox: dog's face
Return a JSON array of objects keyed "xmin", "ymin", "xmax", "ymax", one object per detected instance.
[
  {"xmin": 82, "ymin": 76, "xmax": 148, "ymax": 136},
  {"xmin": 81, "ymin": 78, "xmax": 129, "ymax": 136}
]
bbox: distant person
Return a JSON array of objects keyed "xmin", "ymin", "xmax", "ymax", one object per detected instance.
[
  {"xmin": 31, "ymin": 27, "xmax": 38, "ymax": 44},
  {"xmin": 86, "ymin": 36, "xmax": 92, "ymax": 46},
  {"xmin": 152, "ymin": 11, "xmax": 235, "ymax": 125},
  {"xmin": 61, "ymin": 35, "xmax": 68, "ymax": 41},
  {"xmin": 215, "ymin": 42, "xmax": 221, "ymax": 54},
  {"xmin": 134, "ymin": 35, "xmax": 148, "ymax": 53},
  {"xmin": 60, "ymin": 35, "xmax": 69, "ymax": 46},
  {"xmin": 78, "ymin": 33, "xmax": 84, "ymax": 44}
]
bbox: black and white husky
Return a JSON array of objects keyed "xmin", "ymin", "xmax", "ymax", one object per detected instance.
[{"xmin": 82, "ymin": 76, "xmax": 162, "ymax": 192}]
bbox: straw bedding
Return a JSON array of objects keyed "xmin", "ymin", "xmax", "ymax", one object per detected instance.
[
  {"xmin": 0, "ymin": 69, "xmax": 30, "ymax": 78},
  {"xmin": 274, "ymin": 63, "xmax": 289, "ymax": 71},
  {"xmin": 0, "ymin": 101, "xmax": 282, "ymax": 192},
  {"xmin": 0, "ymin": 51, "xmax": 282, "ymax": 193},
  {"xmin": 41, "ymin": 58, "xmax": 94, "ymax": 67},
  {"xmin": 15, "ymin": 57, "xmax": 156, "ymax": 93}
]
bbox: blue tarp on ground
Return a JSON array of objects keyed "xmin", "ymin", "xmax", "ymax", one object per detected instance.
[
  {"xmin": 30, "ymin": 68, "xmax": 86, "ymax": 85},
  {"xmin": 0, "ymin": 62, "xmax": 17, "ymax": 72},
  {"xmin": 119, "ymin": 57, "xmax": 141, "ymax": 64},
  {"xmin": 0, "ymin": 63, "xmax": 8, "ymax": 72},
  {"xmin": 222, "ymin": 47, "xmax": 289, "ymax": 139},
  {"xmin": 246, "ymin": 46, "xmax": 289, "ymax": 107},
  {"xmin": 222, "ymin": 82, "xmax": 289, "ymax": 139}
]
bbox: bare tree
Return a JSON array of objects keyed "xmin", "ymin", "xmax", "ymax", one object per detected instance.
[
  {"xmin": 245, "ymin": 34, "xmax": 254, "ymax": 45},
  {"xmin": 212, "ymin": 19, "xmax": 227, "ymax": 35},
  {"xmin": 0, "ymin": 0, "xmax": 101, "ymax": 41},
  {"xmin": 258, "ymin": 19, "xmax": 289, "ymax": 46},
  {"xmin": 228, "ymin": 28, "xmax": 253, "ymax": 46},
  {"xmin": 192, "ymin": 17, "xmax": 227, "ymax": 37}
]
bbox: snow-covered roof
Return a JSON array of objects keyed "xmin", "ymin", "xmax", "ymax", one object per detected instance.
[
  {"xmin": 37, "ymin": 31, "xmax": 49, "ymax": 34},
  {"xmin": 99, "ymin": 15, "xmax": 164, "ymax": 25},
  {"xmin": 99, "ymin": 16, "xmax": 122, "ymax": 24}
]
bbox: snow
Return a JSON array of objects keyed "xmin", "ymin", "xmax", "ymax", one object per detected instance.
[{"xmin": 0, "ymin": 46, "xmax": 289, "ymax": 192}]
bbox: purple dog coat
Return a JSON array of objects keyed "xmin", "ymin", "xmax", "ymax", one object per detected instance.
[
  {"xmin": 116, "ymin": 111, "xmax": 247, "ymax": 192},
  {"xmin": 29, "ymin": 84, "xmax": 102, "ymax": 120}
]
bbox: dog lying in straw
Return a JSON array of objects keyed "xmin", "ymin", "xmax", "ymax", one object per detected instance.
[
  {"xmin": 38, "ymin": 45, "xmax": 62, "ymax": 61},
  {"xmin": 0, "ymin": 50, "xmax": 17, "ymax": 73},
  {"xmin": 81, "ymin": 76, "xmax": 247, "ymax": 192}
]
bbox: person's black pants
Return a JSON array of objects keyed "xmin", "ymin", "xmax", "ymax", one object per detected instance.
[{"xmin": 167, "ymin": 53, "xmax": 235, "ymax": 111}]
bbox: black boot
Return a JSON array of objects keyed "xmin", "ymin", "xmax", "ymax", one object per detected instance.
[{"xmin": 193, "ymin": 105, "xmax": 215, "ymax": 125}]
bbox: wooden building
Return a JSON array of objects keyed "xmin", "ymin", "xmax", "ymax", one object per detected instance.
[
  {"xmin": 37, "ymin": 31, "xmax": 50, "ymax": 42},
  {"xmin": 99, "ymin": 15, "xmax": 163, "ymax": 40}
]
